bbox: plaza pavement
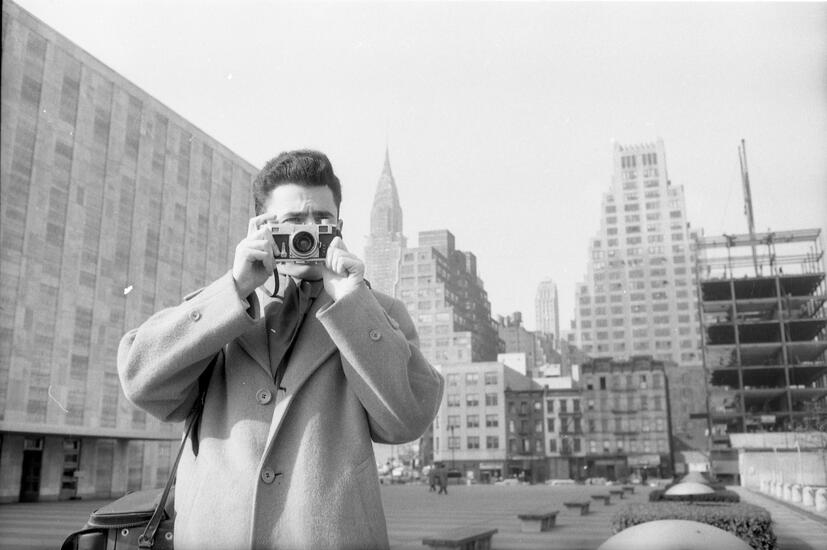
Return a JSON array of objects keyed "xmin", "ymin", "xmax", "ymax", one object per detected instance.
[{"xmin": 1, "ymin": 483, "xmax": 825, "ymax": 549}]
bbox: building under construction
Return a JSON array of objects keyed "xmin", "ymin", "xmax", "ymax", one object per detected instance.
[{"xmin": 695, "ymin": 228, "xmax": 827, "ymax": 480}]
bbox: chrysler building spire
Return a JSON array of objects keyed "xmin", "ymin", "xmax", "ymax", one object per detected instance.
[
  {"xmin": 364, "ymin": 148, "xmax": 406, "ymax": 297},
  {"xmin": 370, "ymin": 146, "xmax": 403, "ymax": 237}
]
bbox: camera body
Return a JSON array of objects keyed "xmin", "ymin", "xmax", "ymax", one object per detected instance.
[{"xmin": 268, "ymin": 222, "xmax": 340, "ymax": 263}]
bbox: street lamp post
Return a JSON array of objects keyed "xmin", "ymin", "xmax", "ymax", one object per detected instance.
[{"xmin": 449, "ymin": 425, "xmax": 455, "ymax": 469}]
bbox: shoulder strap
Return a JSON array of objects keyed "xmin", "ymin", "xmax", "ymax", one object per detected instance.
[{"xmin": 138, "ymin": 349, "xmax": 222, "ymax": 549}]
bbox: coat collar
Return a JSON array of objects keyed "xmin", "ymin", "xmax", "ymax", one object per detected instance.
[{"xmin": 236, "ymin": 275, "xmax": 337, "ymax": 386}]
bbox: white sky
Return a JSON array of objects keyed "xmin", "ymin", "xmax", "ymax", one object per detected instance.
[{"xmin": 15, "ymin": 0, "xmax": 827, "ymax": 333}]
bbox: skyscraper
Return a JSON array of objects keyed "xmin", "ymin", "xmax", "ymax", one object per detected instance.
[
  {"xmin": 363, "ymin": 148, "xmax": 406, "ymax": 297},
  {"xmin": 574, "ymin": 140, "xmax": 701, "ymax": 367},
  {"xmin": 535, "ymin": 279, "xmax": 560, "ymax": 345},
  {"xmin": 0, "ymin": 1, "xmax": 257, "ymax": 502},
  {"xmin": 397, "ymin": 230, "xmax": 500, "ymax": 364}
]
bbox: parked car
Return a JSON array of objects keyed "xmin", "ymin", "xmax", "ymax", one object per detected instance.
[
  {"xmin": 545, "ymin": 478, "xmax": 576, "ymax": 486},
  {"xmin": 494, "ymin": 478, "xmax": 521, "ymax": 486}
]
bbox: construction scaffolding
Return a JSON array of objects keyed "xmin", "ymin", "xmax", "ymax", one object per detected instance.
[{"xmin": 695, "ymin": 228, "xmax": 827, "ymax": 443}]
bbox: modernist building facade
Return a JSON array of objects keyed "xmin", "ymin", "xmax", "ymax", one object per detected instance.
[
  {"xmin": 0, "ymin": 2, "xmax": 257, "ymax": 502},
  {"xmin": 363, "ymin": 148, "xmax": 406, "ymax": 297},
  {"xmin": 397, "ymin": 230, "xmax": 500, "ymax": 365},
  {"xmin": 580, "ymin": 356, "xmax": 674, "ymax": 480}
]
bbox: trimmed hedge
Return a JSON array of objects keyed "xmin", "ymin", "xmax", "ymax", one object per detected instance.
[
  {"xmin": 648, "ymin": 488, "xmax": 741, "ymax": 503},
  {"xmin": 612, "ymin": 502, "xmax": 776, "ymax": 550}
]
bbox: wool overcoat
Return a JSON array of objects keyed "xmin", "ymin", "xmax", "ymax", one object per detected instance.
[{"xmin": 117, "ymin": 272, "xmax": 444, "ymax": 550}]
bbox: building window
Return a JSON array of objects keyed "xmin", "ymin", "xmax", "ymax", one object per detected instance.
[
  {"xmin": 449, "ymin": 437, "xmax": 461, "ymax": 450},
  {"xmin": 448, "ymin": 415, "xmax": 460, "ymax": 428},
  {"xmin": 486, "ymin": 414, "xmax": 498, "ymax": 427},
  {"xmin": 467, "ymin": 414, "xmax": 479, "ymax": 428},
  {"xmin": 465, "ymin": 372, "xmax": 479, "ymax": 385},
  {"xmin": 447, "ymin": 373, "xmax": 459, "ymax": 386},
  {"xmin": 447, "ymin": 394, "xmax": 460, "ymax": 407},
  {"xmin": 485, "ymin": 393, "xmax": 498, "ymax": 406},
  {"xmin": 535, "ymin": 420, "xmax": 543, "ymax": 433},
  {"xmin": 484, "ymin": 371, "xmax": 498, "ymax": 385},
  {"xmin": 466, "ymin": 393, "xmax": 479, "ymax": 407},
  {"xmin": 549, "ymin": 438, "xmax": 557, "ymax": 452},
  {"xmin": 467, "ymin": 436, "xmax": 480, "ymax": 449},
  {"xmin": 486, "ymin": 436, "xmax": 499, "ymax": 449}
]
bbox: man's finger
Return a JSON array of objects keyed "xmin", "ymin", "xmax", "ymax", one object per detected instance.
[{"xmin": 247, "ymin": 213, "xmax": 277, "ymax": 235}]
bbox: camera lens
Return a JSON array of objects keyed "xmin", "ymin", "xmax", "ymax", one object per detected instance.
[{"xmin": 292, "ymin": 231, "xmax": 316, "ymax": 254}]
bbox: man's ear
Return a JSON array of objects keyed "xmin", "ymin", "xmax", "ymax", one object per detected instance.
[{"xmin": 337, "ymin": 218, "xmax": 344, "ymax": 232}]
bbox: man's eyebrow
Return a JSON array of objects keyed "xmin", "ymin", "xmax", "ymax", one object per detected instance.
[{"xmin": 279, "ymin": 210, "xmax": 336, "ymax": 219}]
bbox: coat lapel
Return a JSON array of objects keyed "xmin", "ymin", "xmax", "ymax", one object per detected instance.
[
  {"xmin": 262, "ymin": 291, "xmax": 338, "ymax": 452},
  {"xmin": 236, "ymin": 318, "xmax": 272, "ymax": 377}
]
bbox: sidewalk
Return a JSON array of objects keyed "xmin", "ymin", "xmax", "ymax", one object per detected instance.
[{"xmin": 730, "ymin": 486, "xmax": 827, "ymax": 550}]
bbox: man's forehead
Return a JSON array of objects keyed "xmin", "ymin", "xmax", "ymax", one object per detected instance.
[{"xmin": 264, "ymin": 184, "xmax": 338, "ymax": 214}]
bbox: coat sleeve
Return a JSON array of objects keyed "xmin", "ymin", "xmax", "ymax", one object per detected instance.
[
  {"xmin": 316, "ymin": 283, "xmax": 444, "ymax": 444},
  {"xmin": 117, "ymin": 271, "xmax": 258, "ymax": 423}
]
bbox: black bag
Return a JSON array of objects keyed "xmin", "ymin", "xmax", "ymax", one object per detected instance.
[{"xmin": 61, "ymin": 352, "xmax": 220, "ymax": 550}]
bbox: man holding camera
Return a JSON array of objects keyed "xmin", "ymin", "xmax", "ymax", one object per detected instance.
[{"xmin": 118, "ymin": 150, "xmax": 443, "ymax": 550}]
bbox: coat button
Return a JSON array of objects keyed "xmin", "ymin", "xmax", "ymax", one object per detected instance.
[
  {"xmin": 189, "ymin": 310, "xmax": 201, "ymax": 321},
  {"xmin": 369, "ymin": 329, "xmax": 381, "ymax": 341},
  {"xmin": 256, "ymin": 389, "xmax": 272, "ymax": 405},
  {"xmin": 261, "ymin": 468, "xmax": 277, "ymax": 484}
]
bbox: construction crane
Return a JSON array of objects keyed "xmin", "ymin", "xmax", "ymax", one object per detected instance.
[{"xmin": 738, "ymin": 139, "xmax": 760, "ymax": 275}]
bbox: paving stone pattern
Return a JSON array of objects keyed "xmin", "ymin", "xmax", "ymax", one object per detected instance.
[{"xmin": 1, "ymin": 483, "xmax": 825, "ymax": 549}]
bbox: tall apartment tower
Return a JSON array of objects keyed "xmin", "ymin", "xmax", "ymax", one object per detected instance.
[
  {"xmin": 397, "ymin": 230, "xmax": 500, "ymax": 365},
  {"xmin": 535, "ymin": 279, "xmax": 560, "ymax": 345},
  {"xmin": 0, "ymin": 1, "xmax": 257, "ymax": 502},
  {"xmin": 363, "ymin": 148, "xmax": 406, "ymax": 297},
  {"xmin": 574, "ymin": 140, "xmax": 701, "ymax": 367}
]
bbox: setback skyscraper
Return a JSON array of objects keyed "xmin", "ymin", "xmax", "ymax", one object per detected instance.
[
  {"xmin": 535, "ymin": 279, "xmax": 560, "ymax": 346},
  {"xmin": 398, "ymin": 230, "xmax": 500, "ymax": 364},
  {"xmin": 574, "ymin": 140, "xmax": 701, "ymax": 366}
]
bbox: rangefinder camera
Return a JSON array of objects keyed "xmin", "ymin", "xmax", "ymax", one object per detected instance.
[{"xmin": 268, "ymin": 222, "xmax": 341, "ymax": 263}]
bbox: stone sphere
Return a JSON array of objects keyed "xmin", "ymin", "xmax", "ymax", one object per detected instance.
[
  {"xmin": 665, "ymin": 482, "xmax": 715, "ymax": 496},
  {"xmin": 598, "ymin": 519, "xmax": 752, "ymax": 550}
]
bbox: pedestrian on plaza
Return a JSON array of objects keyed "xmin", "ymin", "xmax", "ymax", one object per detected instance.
[
  {"xmin": 118, "ymin": 150, "xmax": 444, "ymax": 550},
  {"xmin": 437, "ymin": 464, "xmax": 449, "ymax": 495},
  {"xmin": 428, "ymin": 465, "xmax": 437, "ymax": 492}
]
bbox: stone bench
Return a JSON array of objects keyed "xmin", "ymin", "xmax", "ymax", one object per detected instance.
[
  {"xmin": 517, "ymin": 509, "xmax": 559, "ymax": 532},
  {"xmin": 563, "ymin": 501, "xmax": 590, "ymax": 515},
  {"xmin": 609, "ymin": 489, "xmax": 625, "ymax": 499},
  {"xmin": 590, "ymin": 494, "xmax": 611, "ymax": 505},
  {"xmin": 422, "ymin": 526, "xmax": 498, "ymax": 550}
]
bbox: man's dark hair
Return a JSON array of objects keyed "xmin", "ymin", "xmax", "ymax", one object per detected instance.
[{"xmin": 252, "ymin": 149, "xmax": 342, "ymax": 215}]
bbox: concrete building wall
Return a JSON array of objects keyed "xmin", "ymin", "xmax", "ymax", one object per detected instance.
[
  {"xmin": 739, "ymin": 449, "xmax": 827, "ymax": 489},
  {"xmin": 0, "ymin": 1, "xmax": 257, "ymax": 502}
]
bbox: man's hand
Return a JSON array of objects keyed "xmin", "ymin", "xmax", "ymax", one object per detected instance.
[
  {"xmin": 323, "ymin": 237, "xmax": 365, "ymax": 301},
  {"xmin": 232, "ymin": 214, "xmax": 277, "ymax": 298}
]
